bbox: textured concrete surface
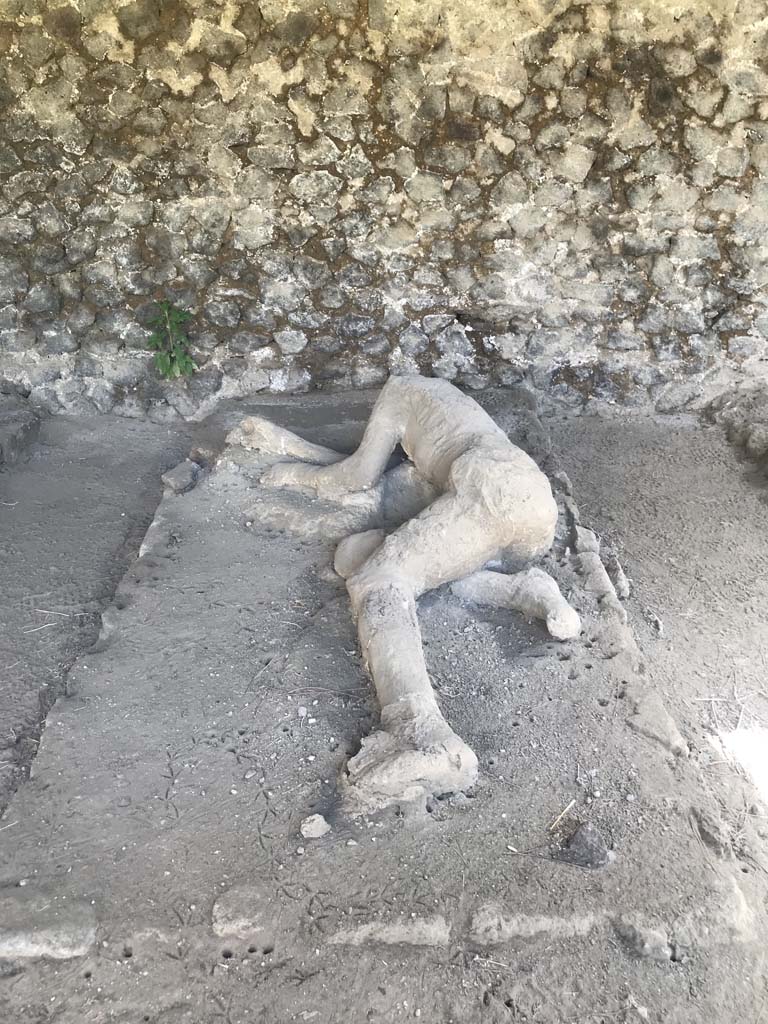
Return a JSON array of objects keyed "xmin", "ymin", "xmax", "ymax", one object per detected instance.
[
  {"xmin": 0, "ymin": 412, "xmax": 193, "ymax": 811},
  {"xmin": 0, "ymin": 1, "xmax": 767, "ymax": 417}
]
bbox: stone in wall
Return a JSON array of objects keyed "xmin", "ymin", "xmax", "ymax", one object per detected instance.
[{"xmin": 0, "ymin": 0, "xmax": 766, "ymax": 418}]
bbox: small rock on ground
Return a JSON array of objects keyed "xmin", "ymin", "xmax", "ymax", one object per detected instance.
[
  {"xmin": 554, "ymin": 822, "xmax": 610, "ymax": 869},
  {"xmin": 614, "ymin": 918, "xmax": 672, "ymax": 961},
  {"xmin": 161, "ymin": 458, "xmax": 201, "ymax": 494},
  {"xmin": 300, "ymin": 813, "xmax": 331, "ymax": 839}
]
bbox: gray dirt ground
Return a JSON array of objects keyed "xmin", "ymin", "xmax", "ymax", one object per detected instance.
[
  {"xmin": 547, "ymin": 405, "xmax": 768, "ymax": 768},
  {"xmin": 0, "ymin": 414, "xmax": 199, "ymax": 813},
  {"xmin": 1, "ymin": 391, "xmax": 767, "ymax": 1024}
]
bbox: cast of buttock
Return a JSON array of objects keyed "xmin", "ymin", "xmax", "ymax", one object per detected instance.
[{"xmin": 229, "ymin": 375, "xmax": 581, "ymax": 813}]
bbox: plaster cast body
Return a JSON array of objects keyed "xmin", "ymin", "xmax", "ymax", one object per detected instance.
[{"xmin": 230, "ymin": 375, "xmax": 580, "ymax": 811}]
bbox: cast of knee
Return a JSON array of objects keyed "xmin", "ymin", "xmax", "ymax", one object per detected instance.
[
  {"xmin": 334, "ymin": 530, "xmax": 385, "ymax": 579},
  {"xmin": 346, "ymin": 566, "xmax": 415, "ymax": 621}
]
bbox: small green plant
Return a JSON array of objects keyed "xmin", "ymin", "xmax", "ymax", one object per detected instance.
[{"xmin": 147, "ymin": 300, "xmax": 197, "ymax": 379}]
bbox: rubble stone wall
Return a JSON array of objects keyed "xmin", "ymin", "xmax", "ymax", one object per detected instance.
[{"xmin": 1, "ymin": 0, "xmax": 767, "ymax": 418}]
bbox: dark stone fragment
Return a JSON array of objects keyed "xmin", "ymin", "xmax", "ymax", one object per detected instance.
[
  {"xmin": 167, "ymin": 366, "xmax": 223, "ymax": 416},
  {"xmin": 133, "ymin": 109, "xmax": 166, "ymax": 135},
  {"xmin": 56, "ymin": 272, "xmax": 83, "ymax": 303},
  {"xmin": 622, "ymin": 234, "xmax": 669, "ymax": 256},
  {"xmin": 188, "ymin": 366, "xmax": 224, "ymax": 401},
  {"xmin": 697, "ymin": 46, "xmax": 722, "ymax": 66},
  {"xmin": 242, "ymin": 307, "xmax": 278, "ymax": 331},
  {"xmin": 229, "ymin": 331, "xmax": 271, "ymax": 355},
  {"xmin": 144, "ymin": 228, "xmax": 181, "ymax": 260},
  {"xmin": 73, "ymin": 352, "xmax": 106, "ymax": 377},
  {"xmin": 0, "ymin": 80, "xmax": 15, "ymax": 113},
  {"xmin": 0, "ymin": 145, "xmax": 21, "ymax": 173},
  {"xmin": 180, "ymin": 332, "xmax": 215, "ymax": 360},
  {"xmin": 93, "ymin": 62, "xmax": 138, "ymax": 91},
  {"xmin": 23, "ymin": 282, "xmax": 61, "ymax": 314},
  {"xmin": 219, "ymin": 357, "xmax": 247, "ymax": 378},
  {"xmin": 88, "ymin": 381, "xmax": 117, "ymax": 414},
  {"xmin": 117, "ymin": 0, "xmax": 162, "ymax": 41},
  {"xmin": 78, "ymin": 82, "xmax": 110, "ymax": 108},
  {"xmin": 339, "ymin": 313, "xmax": 376, "ymax": 338},
  {"xmin": 234, "ymin": 4, "xmax": 262, "ymax": 40},
  {"xmin": 34, "ymin": 204, "xmax": 68, "ymax": 237},
  {"xmin": 79, "ymin": 325, "xmax": 122, "ymax": 355},
  {"xmin": 80, "ymin": 202, "xmax": 114, "ymax": 226},
  {"xmin": 417, "ymin": 85, "xmax": 446, "ymax": 120},
  {"xmin": 139, "ymin": 90, "xmax": 169, "ymax": 125},
  {"xmin": 42, "ymin": 5, "xmax": 82, "ymax": 44},
  {"xmin": 423, "ymin": 144, "xmax": 470, "ymax": 173},
  {"xmin": 647, "ymin": 77, "xmax": 681, "ymax": 118},
  {"xmin": 82, "ymin": 160, "xmax": 112, "ymax": 187},
  {"xmin": 651, "ymin": 335, "xmax": 682, "ymax": 362},
  {"xmin": 54, "ymin": 173, "xmax": 89, "ymax": 199},
  {"xmin": 38, "ymin": 326, "xmax": 79, "ymax": 354},
  {"xmin": 110, "ymin": 166, "xmax": 141, "ymax": 195},
  {"xmin": 554, "ymin": 822, "xmax": 610, "ymax": 869},
  {"xmin": 445, "ymin": 117, "xmax": 481, "ymax": 142},
  {"xmin": 196, "ymin": 26, "xmax": 246, "ymax": 67},
  {"xmin": 0, "ymin": 258, "xmax": 28, "ymax": 302},
  {"xmin": 287, "ymin": 310, "xmax": 327, "ymax": 330},
  {"xmin": 31, "ymin": 243, "xmax": 67, "ymax": 275},
  {"xmin": 138, "ymin": 264, "xmax": 177, "ymax": 290},
  {"xmin": 67, "ymin": 306, "xmax": 96, "ymax": 333},
  {"xmin": 83, "ymin": 284, "xmax": 120, "ymax": 310},
  {"xmin": 218, "ymin": 257, "xmax": 251, "ymax": 282},
  {"xmin": 18, "ymin": 26, "xmax": 55, "ymax": 65},
  {"xmin": 276, "ymin": 12, "xmax": 317, "ymax": 47},
  {"xmin": 360, "ymin": 334, "xmax": 389, "ymax": 356},
  {"xmin": 162, "ymin": 459, "xmax": 200, "ymax": 494},
  {"xmin": 0, "ymin": 217, "xmax": 35, "ymax": 245},
  {"xmin": 177, "ymin": 257, "xmax": 216, "ymax": 288},
  {"xmin": 205, "ymin": 300, "xmax": 241, "ymax": 327},
  {"xmin": 0, "ymin": 328, "xmax": 36, "ymax": 352},
  {"xmin": 320, "ymin": 237, "xmax": 346, "ymax": 261},
  {"xmin": 337, "ymin": 264, "xmax": 370, "ymax": 289}
]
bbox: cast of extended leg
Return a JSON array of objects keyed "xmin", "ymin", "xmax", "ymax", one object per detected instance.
[{"xmin": 228, "ymin": 376, "xmax": 581, "ymax": 813}]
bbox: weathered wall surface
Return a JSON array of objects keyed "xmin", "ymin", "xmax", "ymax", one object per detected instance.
[{"xmin": 0, "ymin": 0, "xmax": 767, "ymax": 418}]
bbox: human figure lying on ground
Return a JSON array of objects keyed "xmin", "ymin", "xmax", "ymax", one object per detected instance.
[{"xmin": 229, "ymin": 375, "xmax": 581, "ymax": 812}]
